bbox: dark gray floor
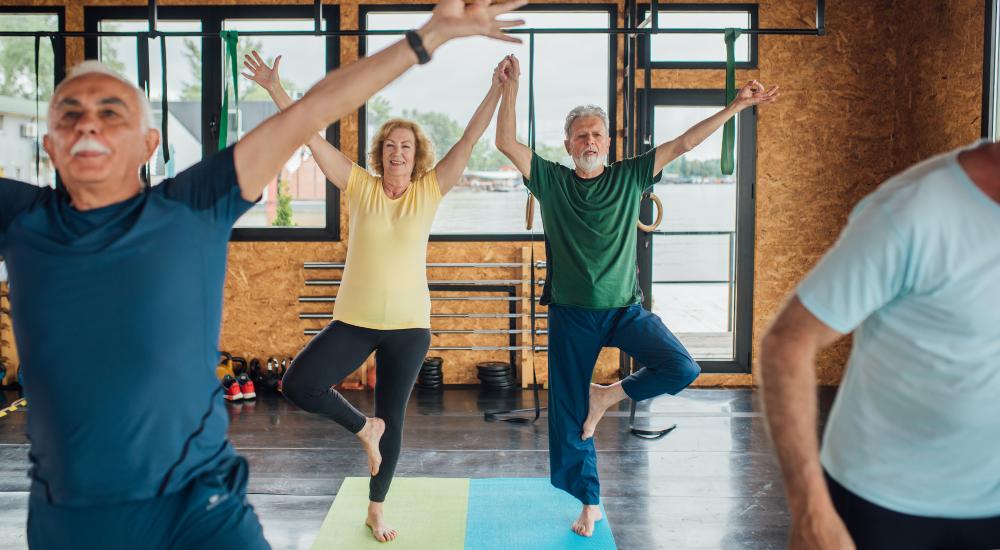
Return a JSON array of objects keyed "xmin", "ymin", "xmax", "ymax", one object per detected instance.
[{"xmin": 0, "ymin": 387, "xmax": 836, "ymax": 549}]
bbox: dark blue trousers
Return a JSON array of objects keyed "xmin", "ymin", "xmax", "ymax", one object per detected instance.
[
  {"xmin": 547, "ymin": 304, "xmax": 701, "ymax": 504},
  {"xmin": 28, "ymin": 455, "xmax": 270, "ymax": 550}
]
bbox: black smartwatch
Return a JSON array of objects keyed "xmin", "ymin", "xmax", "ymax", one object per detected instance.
[{"xmin": 405, "ymin": 30, "xmax": 431, "ymax": 65}]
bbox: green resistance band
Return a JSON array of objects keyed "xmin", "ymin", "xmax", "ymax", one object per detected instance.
[
  {"xmin": 721, "ymin": 28, "xmax": 741, "ymax": 176},
  {"xmin": 219, "ymin": 30, "xmax": 240, "ymax": 150}
]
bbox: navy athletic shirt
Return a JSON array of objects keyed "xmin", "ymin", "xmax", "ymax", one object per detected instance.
[{"xmin": 0, "ymin": 147, "xmax": 254, "ymax": 506}]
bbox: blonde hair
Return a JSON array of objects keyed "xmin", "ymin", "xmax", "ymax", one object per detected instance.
[{"xmin": 367, "ymin": 118, "xmax": 435, "ymax": 180}]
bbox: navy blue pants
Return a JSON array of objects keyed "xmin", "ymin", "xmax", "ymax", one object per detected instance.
[
  {"xmin": 547, "ymin": 304, "xmax": 700, "ymax": 505},
  {"xmin": 826, "ymin": 472, "xmax": 1000, "ymax": 550},
  {"xmin": 28, "ymin": 455, "xmax": 269, "ymax": 550}
]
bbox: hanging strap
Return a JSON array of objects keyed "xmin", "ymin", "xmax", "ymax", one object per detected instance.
[
  {"xmin": 137, "ymin": 34, "xmax": 151, "ymax": 185},
  {"xmin": 721, "ymin": 28, "xmax": 741, "ymax": 176},
  {"xmin": 137, "ymin": 33, "xmax": 150, "ymax": 102},
  {"xmin": 218, "ymin": 30, "xmax": 240, "ymax": 150},
  {"xmin": 524, "ymin": 34, "xmax": 538, "ymax": 231},
  {"xmin": 34, "ymin": 36, "xmax": 41, "ymax": 185},
  {"xmin": 158, "ymin": 33, "xmax": 170, "ymax": 165},
  {"xmin": 628, "ymin": 395, "xmax": 677, "ymax": 439},
  {"xmin": 486, "ymin": 33, "xmax": 544, "ymax": 425}
]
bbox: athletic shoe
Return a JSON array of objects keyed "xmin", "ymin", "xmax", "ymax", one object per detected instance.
[
  {"xmin": 223, "ymin": 374, "xmax": 243, "ymax": 401},
  {"xmin": 237, "ymin": 373, "xmax": 256, "ymax": 400}
]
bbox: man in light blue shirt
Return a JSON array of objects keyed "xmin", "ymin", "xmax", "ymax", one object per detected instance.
[{"xmin": 760, "ymin": 140, "xmax": 1000, "ymax": 550}]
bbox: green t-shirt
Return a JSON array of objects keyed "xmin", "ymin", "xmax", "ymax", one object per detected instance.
[{"xmin": 525, "ymin": 150, "xmax": 657, "ymax": 309}]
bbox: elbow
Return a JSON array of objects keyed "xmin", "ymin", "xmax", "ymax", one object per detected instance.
[{"xmin": 496, "ymin": 138, "xmax": 514, "ymax": 154}]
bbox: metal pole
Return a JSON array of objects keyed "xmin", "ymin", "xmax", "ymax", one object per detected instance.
[
  {"xmin": 817, "ymin": 0, "xmax": 826, "ymax": 36},
  {"xmin": 727, "ymin": 232, "xmax": 735, "ymax": 332},
  {"xmin": 299, "ymin": 312, "xmax": 547, "ymax": 319},
  {"xmin": 304, "ymin": 279, "xmax": 545, "ymax": 286},
  {"xmin": 304, "ymin": 262, "xmax": 546, "ymax": 269},
  {"xmin": 299, "ymin": 296, "xmax": 542, "ymax": 303},
  {"xmin": 0, "ymin": 27, "xmax": 824, "ymax": 39}
]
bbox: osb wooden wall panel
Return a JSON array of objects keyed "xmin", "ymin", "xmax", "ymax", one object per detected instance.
[
  {"xmin": 893, "ymin": 0, "xmax": 985, "ymax": 170},
  {"xmin": 0, "ymin": 283, "xmax": 16, "ymax": 385},
  {"xmin": 0, "ymin": 0, "xmax": 987, "ymax": 388},
  {"xmin": 747, "ymin": 0, "xmax": 903, "ymax": 385}
]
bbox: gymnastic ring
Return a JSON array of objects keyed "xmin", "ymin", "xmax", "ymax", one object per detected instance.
[
  {"xmin": 637, "ymin": 193, "xmax": 663, "ymax": 233},
  {"xmin": 525, "ymin": 193, "xmax": 535, "ymax": 231}
]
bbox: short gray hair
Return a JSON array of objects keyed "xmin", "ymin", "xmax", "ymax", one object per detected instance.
[
  {"xmin": 564, "ymin": 105, "xmax": 609, "ymax": 138},
  {"xmin": 51, "ymin": 60, "xmax": 155, "ymax": 132}
]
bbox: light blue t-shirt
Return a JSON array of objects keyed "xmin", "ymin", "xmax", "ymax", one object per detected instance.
[{"xmin": 798, "ymin": 141, "xmax": 1000, "ymax": 519}]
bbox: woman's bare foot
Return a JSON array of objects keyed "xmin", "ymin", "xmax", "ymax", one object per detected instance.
[
  {"xmin": 356, "ymin": 417, "xmax": 385, "ymax": 476},
  {"xmin": 366, "ymin": 501, "xmax": 398, "ymax": 543},
  {"xmin": 571, "ymin": 504, "xmax": 604, "ymax": 537},
  {"xmin": 582, "ymin": 383, "xmax": 626, "ymax": 440}
]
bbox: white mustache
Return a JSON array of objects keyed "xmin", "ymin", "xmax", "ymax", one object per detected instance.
[{"xmin": 70, "ymin": 138, "xmax": 111, "ymax": 156}]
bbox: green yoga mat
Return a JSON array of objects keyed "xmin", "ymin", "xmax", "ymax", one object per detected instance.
[{"xmin": 311, "ymin": 477, "xmax": 469, "ymax": 550}]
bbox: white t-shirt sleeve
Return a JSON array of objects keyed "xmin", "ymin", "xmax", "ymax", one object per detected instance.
[{"xmin": 796, "ymin": 198, "xmax": 914, "ymax": 334}]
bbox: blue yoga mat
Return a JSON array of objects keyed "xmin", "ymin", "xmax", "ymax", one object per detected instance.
[{"xmin": 466, "ymin": 478, "xmax": 616, "ymax": 550}]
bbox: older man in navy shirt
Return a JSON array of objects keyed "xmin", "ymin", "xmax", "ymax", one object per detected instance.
[{"xmin": 0, "ymin": 1, "xmax": 524, "ymax": 547}]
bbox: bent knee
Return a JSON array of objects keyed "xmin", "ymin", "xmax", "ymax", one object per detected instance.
[
  {"xmin": 680, "ymin": 358, "xmax": 701, "ymax": 385},
  {"xmin": 280, "ymin": 372, "xmax": 325, "ymax": 411}
]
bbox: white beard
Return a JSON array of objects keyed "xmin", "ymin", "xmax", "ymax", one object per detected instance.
[{"xmin": 573, "ymin": 153, "xmax": 607, "ymax": 174}]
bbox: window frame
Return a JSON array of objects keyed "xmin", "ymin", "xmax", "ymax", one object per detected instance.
[
  {"xmin": 0, "ymin": 6, "xmax": 65, "ymax": 82},
  {"xmin": 358, "ymin": 3, "xmax": 619, "ymax": 242},
  {"xmin": 636, "ymin": 88, "xmax": 756, "ymax": 374},
  {"xmin": 637, "ymin": 3, "xmax": 758, "ymax": 70},
  {"xmin": 0, "ymin": 7, "xmax": 66, "ymax": 188},
  {"xmin": 84, "ymin": 4, "xmax": 342, "ymax": 242},
  {"xmin": 983, "ymin": 0, "xmax": 998, "ymax": 139}
]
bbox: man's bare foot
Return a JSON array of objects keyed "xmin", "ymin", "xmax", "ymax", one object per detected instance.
[
  {"xmin": 582, "ymin": 383, "xmax": 626, "ymax": 440},
  {"xmin": 357, "ymin": 417, "xmax": 385, "ymax": 476},
  {"xmin": 366, "ymin": 501, "xmax": 398, "ymax": 543},
  {"xmin": 571, "ymin": 504, "xmax": 603, "ymax": 537}
]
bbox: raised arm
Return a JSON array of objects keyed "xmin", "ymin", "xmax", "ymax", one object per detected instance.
[
  {"xmin": 652, "ymin": 80, "xmax": 778, "ymax": 176},
  {"xmin": 760, "ymin": 298, "xmax": 854, "ymax": 550},
  {"xmin": 495, "ymin": 54, "xmax": 532, "ymax": 179},
  {"xmin": 242, "ymin": 51, "xmax": 353, "ymax": 190},
  {"xmin": 435, "ymin": 58, "xmax": 510, "ymax": 194},
  {"xmin": 233, "ymin": 0, "xmax": 526, "ymax": 202}
]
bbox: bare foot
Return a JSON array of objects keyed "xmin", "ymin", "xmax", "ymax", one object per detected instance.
[
  {"xmin": 366, "ymin": 502, "xmax": 398, "ymax": 543},
  {"xmin": 357, "ymin": 417, "xmax": 385, "ymax": 476},
  {"xmin": 571, "ymin": 504, "xmax": 603, "ymax": 537},
  {"xmin": 582, "ymin": 383, "xmax": 624, "ymax": 440}
]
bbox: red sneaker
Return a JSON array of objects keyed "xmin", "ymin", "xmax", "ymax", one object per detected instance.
[
  {"xmin": 237, "ymin": 373, "xmax": 256, "ymax": 400},
  {"xmin": 223, "ymin": 374, "xmax": 243, "ymax": 401}
]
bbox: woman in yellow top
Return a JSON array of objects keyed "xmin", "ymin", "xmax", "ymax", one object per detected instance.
[{"xmin": 244, "ymin": 51, "xmax": 511, "ymax": 542}]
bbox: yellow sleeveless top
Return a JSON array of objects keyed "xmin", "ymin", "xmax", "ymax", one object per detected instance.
[{"xmin": 332, "ymin": 164, "xmax": 442, "ymax": 329}]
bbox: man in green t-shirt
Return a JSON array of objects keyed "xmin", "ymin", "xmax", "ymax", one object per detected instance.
[{"xmin": 495, "ymin": 54, "xmax": 778, "ymax": 537}]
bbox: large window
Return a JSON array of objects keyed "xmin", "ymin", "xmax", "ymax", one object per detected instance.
[
  {"xmin": 362, "ymin": 6, "xmax": 614, "ymax": 237},
  {"xmin": 86, "ymin": 6, "xmax": 340, "ymax": 240},
  {"xmin": 97, "ymin": 19, "xmax": 203, "ymax": 181},
  {"xmin": 221, "ymin": 19, "xmax": 330, "ymax": 229},
  {"xmin": 0, "ymin": 9, "xmax": 63, "ymax": 187},
  {"xmin": 640, "ymin": 4, "xmax": 757, "ymax": 68},
  {"xmin": 638, "ymin": 90, "xmax": 754, "ymax": 371}
]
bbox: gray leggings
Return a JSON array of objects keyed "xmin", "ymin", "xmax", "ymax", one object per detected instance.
[{"xmin": 281, "ymin": 321, "xmax": 430, "ymax": 502}]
